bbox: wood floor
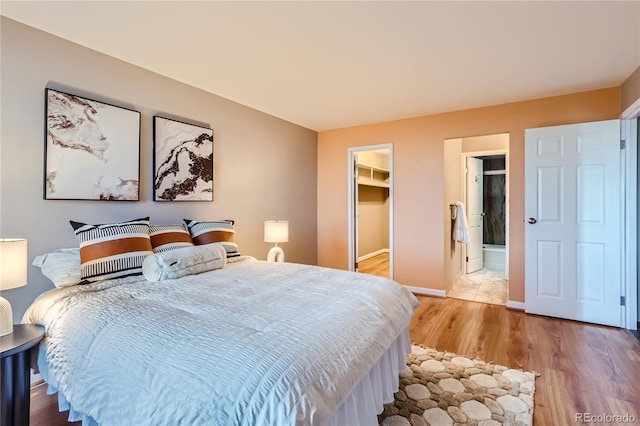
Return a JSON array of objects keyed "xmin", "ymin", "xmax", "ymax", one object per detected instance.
[
  {"xmin": 410, "ymin": 296, "xmax": 640, "ymax": 425},
  {"xmin": 358, "ymin": 252, "xmax": 389, "ymax": 278},
  {"xmin": 30, "ymin": 295, "xmax": 640, "ymax": 425}
]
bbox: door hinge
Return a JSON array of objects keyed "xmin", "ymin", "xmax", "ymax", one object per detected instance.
[
  {"xmin": 620, "ymin": 296, "xmax": 626, "ymax": 306},
  {"xmin": 466, "ymin": 256, "xmax": 469, "ymax": 262},
  {"xmin": 621, "ymin": 139, "xmax": 626, "ymax": 150}
]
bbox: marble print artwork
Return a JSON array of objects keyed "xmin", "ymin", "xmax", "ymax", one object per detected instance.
[
  {"xmin": 45, "ymin": 89, "xmax": 140, "ymax": 200},
  {"xmin": 153, "ymin": 116, "xmax": 213, "ymax": 201}
]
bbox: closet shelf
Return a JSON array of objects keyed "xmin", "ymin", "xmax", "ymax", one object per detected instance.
[
  {"xmin": 358, "ymin": 162, "xmax": 389, "ymax": 173},
  {"xmin": 358, "ymin": 162, "xmax": 390, "ymax": 188}
]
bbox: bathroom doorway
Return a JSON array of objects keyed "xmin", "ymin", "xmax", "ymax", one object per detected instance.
[
  {"xmin": 444, "ymin": 134, "xmax": 509, "ymax": 305},
  {"xmin": 347, "ymin": 144, "xmax": 393, "ymax": 279}
]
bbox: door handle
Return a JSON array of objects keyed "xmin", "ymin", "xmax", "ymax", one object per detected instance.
[{"xmin": 528, "ymin": 218, "xmax": 537, "ymax": 224}]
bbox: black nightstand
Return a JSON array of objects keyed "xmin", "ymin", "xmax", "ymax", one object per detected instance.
[{"xmin": 1, "ymin": 324, "xmax": 45, "ymax": 426}]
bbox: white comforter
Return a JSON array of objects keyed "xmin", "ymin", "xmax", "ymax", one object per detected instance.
[{"xmin": 24, "ymin": 259, "xmax": 418, "ymax": 426}]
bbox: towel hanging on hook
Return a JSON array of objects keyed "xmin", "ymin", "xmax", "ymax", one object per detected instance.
[{"xmin": 452, "ymin": 202, "xmax": 470, "ymax": 244}]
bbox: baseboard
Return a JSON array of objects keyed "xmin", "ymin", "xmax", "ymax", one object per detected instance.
[
  {"xmin": 358, "ymin": 248, "xmax": 389, "ymax": 262},
  {"xmin": 403, "ymin": 285, "xmax": 446, "ymax": 298},
  {"xmin": 31, "ymin": 370, "xmax": 42, "ymax": 386},
  {"xmin": 630, "ymin": 324, "xmax": 640, "ymax": 341},
  {"xmin": 506, "ymin": 300, "xmax": 525, "ymax": 310}
]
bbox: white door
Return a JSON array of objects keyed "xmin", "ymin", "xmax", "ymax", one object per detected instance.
[
  {"xmin": 525, "ymin": 120, "xmax": 621, "ymax": 327},
  {"xmin": 466, "ymin": 157, "xmax": 483, "ymax": 274}
]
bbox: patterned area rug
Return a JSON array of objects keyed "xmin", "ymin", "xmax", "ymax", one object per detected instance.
[{"xmin": 378, "ymin": 345, "xmax": 537, "ymax": 426}]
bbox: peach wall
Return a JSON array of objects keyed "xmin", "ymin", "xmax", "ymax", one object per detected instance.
[
  {"xmin": 443, "ymin": 138, "xmax": 462, "ymax": 293},
  {"xmin": 318, "ymin": 87, "xmax": 621, "ymax": 303}
]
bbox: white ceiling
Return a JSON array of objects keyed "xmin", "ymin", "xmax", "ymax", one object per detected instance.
[{"xmin": 2, "ymin": 1, "xmax": 639, "ymax": 131}]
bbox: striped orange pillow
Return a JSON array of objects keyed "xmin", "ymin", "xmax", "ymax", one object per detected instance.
[
  {"xmin": 149, "ymin": 224, "xmax": 194, "ymax": 253},
  {"xmin": 70, "ymin": 217, "xmax": 153, "ymax": 283},
  {"xmin": 183, "ymin": 219, "xmax": 240, "ymax": 258}
]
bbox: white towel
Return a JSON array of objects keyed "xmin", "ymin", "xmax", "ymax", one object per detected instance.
[{"xmin": 453, "ymin": 201, "xmax": 470, "ymax": 244}]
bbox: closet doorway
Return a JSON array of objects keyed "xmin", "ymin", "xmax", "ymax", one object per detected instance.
[{"xmin": 347, "ymin": 144, "xmax": 393, "ymax": 279}]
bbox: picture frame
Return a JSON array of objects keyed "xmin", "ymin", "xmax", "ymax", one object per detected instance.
[
  {"xmin": 153, "ymin": 116, "xmax": 214, "ymax": 202},
  {"xmin": 44, "ymin": 88, "xmax": 141, "ymax": 201}
]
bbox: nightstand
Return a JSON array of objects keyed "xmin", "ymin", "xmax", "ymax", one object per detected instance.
[{"xmin": 1, "ymin": 324, "xmax": 45, "ymax": 426}]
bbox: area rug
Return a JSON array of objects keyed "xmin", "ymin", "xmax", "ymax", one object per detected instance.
[{"xmin": 378, "ymin": 345, "xmax": 538, "ymax": 426}]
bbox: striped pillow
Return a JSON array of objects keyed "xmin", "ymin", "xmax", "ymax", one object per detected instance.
[
  {"xmin": 149, "ymin": 224, "xmax": 194, "ymax": 253},
  {"xmin": 183, "ymin": 219, "xmax": 240, "ymax": 259},
  {"xmin": 70, "ymin": 217, "xmax": 153, "ymax": 283}
]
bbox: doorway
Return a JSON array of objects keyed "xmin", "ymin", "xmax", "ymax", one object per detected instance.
[
  {"xmin": 444, "ymin": 134, "xmax": 509, "ymax": 306},
  {"xmin": 348, "ymin": 144, "xmax": 393, "ymax": 279}
]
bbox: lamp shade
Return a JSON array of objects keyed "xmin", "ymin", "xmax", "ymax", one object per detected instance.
[
  {"xmin": 0, "ymin": 238, "xmax": 28, "ymax": 290},
  {"xmin": 264, "ymin": 221, "xmax": 289, "ymax": 244}
]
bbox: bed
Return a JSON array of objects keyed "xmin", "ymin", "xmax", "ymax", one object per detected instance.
[{"xmin": 23, "ymin": 253, "xmax": 419, "ymax": 425}]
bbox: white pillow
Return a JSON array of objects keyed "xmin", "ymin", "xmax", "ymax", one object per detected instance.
[
  {"xmin": 32, "ymin": 248, "xmax": 82, "ymax": 288},
  {"xmin": 142, "ymin": 243, "xmax": 227, "ymax": 282}
]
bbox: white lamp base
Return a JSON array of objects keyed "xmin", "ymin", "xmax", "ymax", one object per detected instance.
[
  {"xmin": 0, "ymin": 296, "xmax": 14, "ymax": 336},
  {"xmin": 267, "ymin": 246, "xmax": 285, "ymax": 263}
]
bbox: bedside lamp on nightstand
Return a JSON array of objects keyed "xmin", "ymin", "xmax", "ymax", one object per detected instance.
[
  {"xmin": 0, "ymin": 238, "xmax": 28, "ymax": 336},
  {"xmin": 264, "ymin": 221, "xmax": 288, "ymax": 263}
]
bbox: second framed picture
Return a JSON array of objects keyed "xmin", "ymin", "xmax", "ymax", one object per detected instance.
[{"xmin": 153, "ymin": 116, "xmax": 214, "ymax": 201}]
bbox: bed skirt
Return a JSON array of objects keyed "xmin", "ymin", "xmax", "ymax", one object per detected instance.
[
  {"xmin": 327, "ymin": 328, "xmax": 410, "ymax": 426},
  {"xmin": 47, "ymin": 329, "xmax": 411, "ymax": 426}
]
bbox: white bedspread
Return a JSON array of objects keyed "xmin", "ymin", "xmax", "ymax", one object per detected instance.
[{"xmin": 24, "ymin": 259, "xmax": 418, "ymax": 426}]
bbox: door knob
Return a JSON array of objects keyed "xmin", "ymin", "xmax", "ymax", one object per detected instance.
[{"xmin": 528, "ymin": 218, "xmax": 537, "ymax": 224}]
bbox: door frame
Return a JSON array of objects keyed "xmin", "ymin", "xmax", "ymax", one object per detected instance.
[
  {"xmin": 460, "ymin": 149, "xmax": 510, "ymax": 280},
  {"xmin": 347, "ymin": 143, "xmax": 394, "ymax": 279},
  {"xmin": 621, "ymin": 114, "xmax": 638, "ymax": 330}
]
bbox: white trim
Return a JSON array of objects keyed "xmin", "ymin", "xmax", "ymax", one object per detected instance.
[
  {"xmin": 348, "ymin": 143, "xmax": 394, "ymax": 279},
  {"xmin": 506, "ymin": 300, "xmax": 525, "ymax": 310},
  {"xmin": 404, "ymin": 285, "xmax": 446, "ymax": 298},
  {"xmin": 358, "ymin": 248, "xmax": 389, "ymax": 262},
  {"xmin": 619, "ymin": 94, "xmax": 639, "ymax": 329},
  {"xmin": 31, "ymin": 371, "xmax": 42, "ymax": 385},
  {"xmin": 622, "ymin": 117, "xmax": 638, "ymax": 330},
  {"xmin": 621, "ymin": 97, "xmax": 640, "ymax": 120}
]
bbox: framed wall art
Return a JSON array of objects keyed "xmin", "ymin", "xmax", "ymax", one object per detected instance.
[
  {"xmin": 44, "ymin": 88, "xmax": 141, "ymax": 200},
  {"xmin": 153, "ymin": 116, "xmax": 214, "ymax": 202}
]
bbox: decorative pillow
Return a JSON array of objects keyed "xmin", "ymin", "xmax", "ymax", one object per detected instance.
[
  {"xmin": 142, "ymin": 243, "xmax": 227, "ymax": 281},
  {"xmin": 70, "ymin": 217, "xmax": 153, "ymax": 283},
  {"xmin": 183, "ymin": 219, "xmax": 240, "ymax": 258},
  {"xmin": 149, "ymin": 224, "xmax": 194, "ymax": 253},
  {"xmin": 32, "ymin": 248, "xmax": 82, "ymax": 288}
]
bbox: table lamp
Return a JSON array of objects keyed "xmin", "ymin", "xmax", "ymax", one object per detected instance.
[
  {"xmin": 0, "ymin": 238, "xmax": 28, "ymax": 336},
  {"xmin": 264, "ymin": 221, "xmax": 288, "ymax": 262}
]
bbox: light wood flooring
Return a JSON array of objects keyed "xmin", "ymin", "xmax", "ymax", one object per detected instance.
[
  {"xmin": 358, "ymin": 252, "xmax": 389, "ymax": 278},
  {"xmin": 410, "ymin": 296, "xmax": 640, "ymax": 425},
  {"xmin": 30, "ymin": 295, "xmax": 640, "ymax": 425}
]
